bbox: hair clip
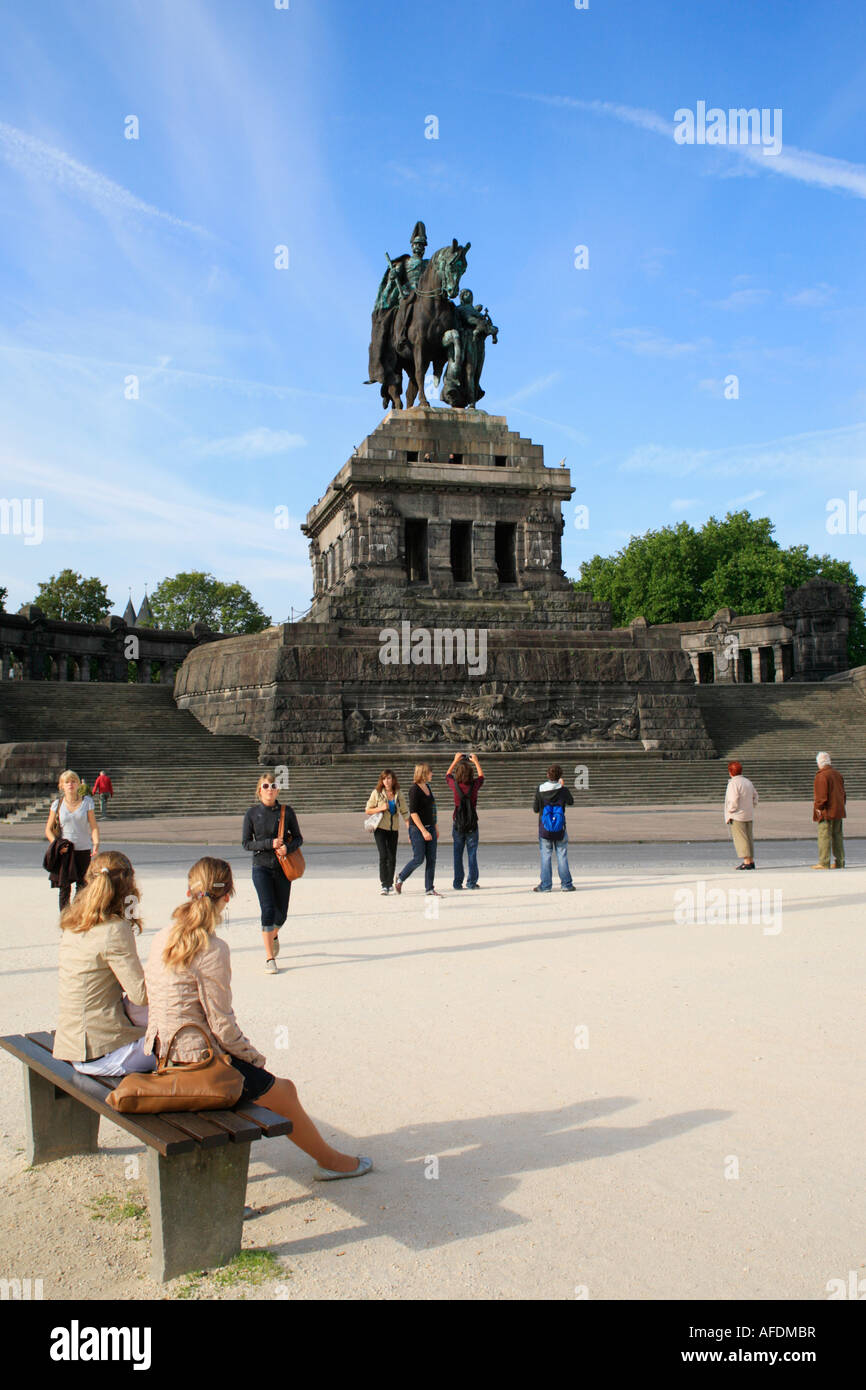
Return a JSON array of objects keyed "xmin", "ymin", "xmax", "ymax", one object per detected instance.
[{"xmin": 99, "ymin": 867, "xmax": 112, "ymax": 876}]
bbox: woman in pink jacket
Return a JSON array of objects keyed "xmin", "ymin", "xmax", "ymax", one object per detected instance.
[
  {"xmin": 724, "ymin": 760, "xmax": 759, "ymax": 870},
  {"xmin": 145, "ymin": 856, "xmax": 372, "ymax": 1181}
]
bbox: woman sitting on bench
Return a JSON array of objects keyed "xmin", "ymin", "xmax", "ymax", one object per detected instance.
[
  {"xmin": 144, "ymin": 857, "xmax": 372, "ymax": 1182},
  {"xmin": 53, "ymin": 851, "xmax": 157, "ymax": 1076}
]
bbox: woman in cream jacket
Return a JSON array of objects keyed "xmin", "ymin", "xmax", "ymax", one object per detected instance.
[{"xmin": 53, "ymin": 851, "xmax": 155, "ymax": 1076}]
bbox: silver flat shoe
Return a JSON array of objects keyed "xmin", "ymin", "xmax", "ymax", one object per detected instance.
[{"xmin": 313, "ymin": 1155, "xmax": 373, "ymax": 1182}]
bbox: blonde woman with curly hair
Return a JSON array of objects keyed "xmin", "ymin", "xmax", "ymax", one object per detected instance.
[
  {"xmin": 145, "ymin": 858, "xmax": 372, "ymax": 1181},
  {"xmin": 53, "ymin": 851, "xmax": 155, "ymax": 1077},
  {"xmin": 44, "ymin": 769, "xmax": 99, "ymax": 911}
]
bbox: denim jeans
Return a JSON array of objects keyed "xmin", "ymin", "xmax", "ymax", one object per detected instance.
[
  {"xmin": 398, "ymin": 823, "xmax": 437, "ymax": 891},
  {"xmin": 539, "ymin": 833, "xmax": 573, "ymax": 890},
  {"xmin": 452, "ymin": 826, "xmax": 479, "ymax": 887},
  {"xmin": 252, "ymin": 865, "xmax": 292, "ymax": 928}
]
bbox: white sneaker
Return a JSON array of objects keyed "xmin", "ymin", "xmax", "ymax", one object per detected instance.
[
  {"xmin": 380, "ymin": 886, "xmax": 389, "ymax": 895},
  {"xmin": 264, "ymin": 958, "xmax": 278, "ymax": 974}
]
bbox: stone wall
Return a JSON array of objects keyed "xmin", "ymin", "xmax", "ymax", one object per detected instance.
[
  {"xmin": 0, "ymin": 740, "xmax": 67, "ymax": 817},
  {"xmin": 175, "ymin": 623, "xmax": 715, "ymax": 762}
]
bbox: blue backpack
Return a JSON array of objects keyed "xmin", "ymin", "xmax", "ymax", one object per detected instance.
[{"xmin": 541, "ymin": 802, "xmax": 565, "ymax": 837}]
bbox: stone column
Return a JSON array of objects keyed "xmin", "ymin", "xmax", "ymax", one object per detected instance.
[
  {"xmin": 472, "ymin": 520, "xmax": 498, "ymax": 590},
  {"xmin": 689, "ymin": 653, "xmax": 700, "ymax": 682},
  {"xmin": 427, "ymin": 519, "xmax": 451, "ymax": 590},
  {"xmin": 750, "ymin": 646, "xmax": 762, "ymax": 682},
  {"xmin": 773, "ymin": 642, "xmax": 785, "ymax": 682}
]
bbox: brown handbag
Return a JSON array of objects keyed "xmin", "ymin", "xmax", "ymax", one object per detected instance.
[
  {"xmin": 106, "ymin": 1024, "xmax": 244, "ymax": 1113},
  {"xmin": 276, "ymin": 805, "xmax": 305, "ymax": 881}
]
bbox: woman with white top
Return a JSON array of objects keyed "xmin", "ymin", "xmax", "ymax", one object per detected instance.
[{"xmin": 44, "ymin": 770, "xmax": 100, "ymax": 910}]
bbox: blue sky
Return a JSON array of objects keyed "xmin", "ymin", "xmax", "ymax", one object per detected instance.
[{"xmin": 1, "ymin": 0, "xmax": 865, "ymax": 622}]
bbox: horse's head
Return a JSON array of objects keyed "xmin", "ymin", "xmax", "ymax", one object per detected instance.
[{"xmin": 429, "ymin": 239, "xmax": 470, "ymax": 300}]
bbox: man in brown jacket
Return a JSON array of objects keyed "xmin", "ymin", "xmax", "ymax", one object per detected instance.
[{"xmin": 813, "ymin": 751, "xmax": 846, "ymax": 869}]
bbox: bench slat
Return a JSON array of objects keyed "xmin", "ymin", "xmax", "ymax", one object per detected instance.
[
  {"xmin": 151, "ymin": 1111, "xmax": 229, "ymax": 1148},
  {"xmin": 0, "ymin": 1036, "xmax": 196, "ymax": 1157},
  {"xmin": 235, "ymin": 1102, "xmax": 293, "ymax": 1138},
  {"xmin": 205, "ymin": 1110, "xmax": 262, "ymax": 1143}
]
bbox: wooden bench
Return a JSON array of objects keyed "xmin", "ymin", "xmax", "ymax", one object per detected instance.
[{"xmin": 0, "ymin": 1032, "xmax": 292, "ymax": 1282}]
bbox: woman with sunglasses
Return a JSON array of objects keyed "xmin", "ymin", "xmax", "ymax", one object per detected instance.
[{"xmin": 242, "ymin": 773, "xmax": 303, "ymax": 974}]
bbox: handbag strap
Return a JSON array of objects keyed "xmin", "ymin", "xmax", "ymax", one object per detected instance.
[
  {"xmin": 157, "ymin": 1022, "xmax": 216, "ymax": 1073},
  {"xmin": 278, "ymin": 804, "xmax": 285, "ymax": 845}
]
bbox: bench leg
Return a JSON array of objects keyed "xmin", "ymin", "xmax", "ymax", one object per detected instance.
[
  {"xmin": 23, "ymin": 1065, "xmax": 100, "ymax": 1165},
  {"xmin": 146, "ymin": 1142, "xmax": 252, "ymax": 1283}
]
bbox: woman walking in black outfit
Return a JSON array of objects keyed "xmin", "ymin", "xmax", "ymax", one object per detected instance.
[
  {"xmin": 242, "ymin": 774, "xmax": 303, "ymax": 974},
  {"xmin": 394, "ymin": 763, "xmax": 440, "ymax": 897}
]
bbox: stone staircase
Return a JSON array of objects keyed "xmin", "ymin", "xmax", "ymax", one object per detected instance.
[
  {"xmin": 0, "ymin": 684, "xmax": 261, "ymax": 822},
  {"xmin": 1, "ymin": 678, "xmax": 865, "ymax": 821}
]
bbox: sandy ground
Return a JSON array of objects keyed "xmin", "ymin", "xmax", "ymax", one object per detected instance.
[{"xmin": 0, "ymin": 838, "xmax": 862, "ymax": 1301}]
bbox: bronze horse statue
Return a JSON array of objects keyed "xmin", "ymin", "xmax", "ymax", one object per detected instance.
[{"xmin": 376, "ymin": 239, "xmax": 470, "ymax": 410}]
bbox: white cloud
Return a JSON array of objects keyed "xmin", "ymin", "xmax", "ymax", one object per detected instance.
[
  {"xmin": 0, "ymin": 121, "xmax": 213, "ymax": 237},
  {"xmin": 613, "ymin": 328, "xmax": 709, "ymax": 358},
  {"xmin": 193, "ymin": 428, "xmax": 306, "ymax": 459},
  {"xmin": 500, "ymin": 372, "xmax": 561, "ymax": 406},
  {"xmin": 712, "ymin": 288, "xmax": 771, "ymax": 311},
  {"xmin": 516, "ymin": 93, "xmax": 866, "ymax": 200},
  {"xmin": 786, "ymin": 283, "xmax": 836, "ymax": 307},
  {"xmin": 730, "ymin": 489, "xmax": 767, "ymax": 506},
  {"xmin": 621, "ymin": 422, "xmax": 866, "ymax": 480},
  {"xmin": 671, "ymin": 497, "xmax": 699, "ymax": 510}
]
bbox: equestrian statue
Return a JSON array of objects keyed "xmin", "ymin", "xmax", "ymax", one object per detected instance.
[{"xmin": 366, "ymin": 220, "xmax": 498, "ymax": 411}]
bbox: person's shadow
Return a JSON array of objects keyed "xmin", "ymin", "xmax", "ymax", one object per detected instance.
[{"xmin": 246, "ymin": 1095, "xmax": 731, "ymax": 1255}]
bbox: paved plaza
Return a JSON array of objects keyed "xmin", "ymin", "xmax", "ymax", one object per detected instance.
[{"xmin": 0, "ymin": 834, "xmax": 861, "ymax": 1300}]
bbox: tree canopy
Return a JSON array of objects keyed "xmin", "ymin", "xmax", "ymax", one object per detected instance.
[
  {"xmin": 573, "ymin": 511, "xmax": 866, "ymax": 666},
  {"xmin": 148, "ymin": 572, "xmax": 271, "ymax": 634},
  {"xmin": 34, "ymin": 570, "xmax": 112, "ymax": 623}
]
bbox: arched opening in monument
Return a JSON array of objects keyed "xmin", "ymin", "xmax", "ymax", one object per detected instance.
[
  {"xmin": 738, "ymin": 648, "xmax": 753, "ymax": 683},
  {"xmin": 405, "ymin": 519, "xmax": 428, "ymax": 583},
  {"xmin": 697, "ymin": 651, "xmax": 715, "ymax": 683},
  {"xmin": 495, "ymin": 522, "xmax": 517, "ymax": 584},
  {"xmin": 450, "ymin": 521, "xmax": 473, "ymax": 583}
]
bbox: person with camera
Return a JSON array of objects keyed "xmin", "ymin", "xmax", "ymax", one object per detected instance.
[{"xmin": 445, "ymin": 752, "xmax": 484, "ymax": 890}]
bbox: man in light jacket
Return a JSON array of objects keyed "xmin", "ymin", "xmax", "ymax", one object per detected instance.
[
  {"xmin": 724, "ymin": 760, "xmax": 758, "ymax": 869},
  {"xmin": 813, "ymin": 752, "xmax": 846, "ymax": 869}
]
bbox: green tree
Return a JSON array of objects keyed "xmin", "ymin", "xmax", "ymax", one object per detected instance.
[
  {"xmin": 34, "ymin": 570, "xmax": 111, "ymax": 623},
  {"xmin": 0, "ymin": 586, "xmax": 7, "ymax": 612},
  {"xmin": 149, "ymin": 572, "xmax": 270, "ymax": 634},
  {"xmin": 574, "ymin": 511, "xmax": 866, "ymax": 667}
]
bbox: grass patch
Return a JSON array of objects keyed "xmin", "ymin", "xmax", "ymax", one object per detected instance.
[
  {"xmin": 175, "ymin": 1249, "xmax": 284, "ymax": 1299},
  {"xmin": 90, "ymin": 1192, "xmax": 149, "ymax": 1226}
]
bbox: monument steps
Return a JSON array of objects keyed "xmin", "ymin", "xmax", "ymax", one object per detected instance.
[{"xmin": 2, "ymin": 679, "xmax": 865, "ymax": 822}]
